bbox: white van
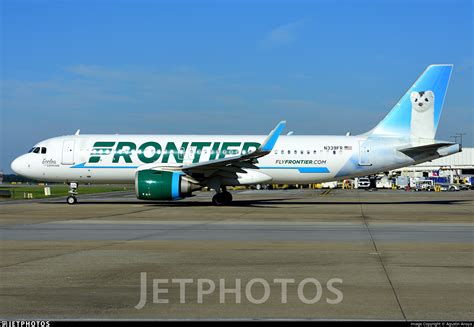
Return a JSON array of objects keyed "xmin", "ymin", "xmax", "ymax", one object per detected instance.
[{"xmin": 355, "ymin": 177, "xmax": 371, "ymax": 189}]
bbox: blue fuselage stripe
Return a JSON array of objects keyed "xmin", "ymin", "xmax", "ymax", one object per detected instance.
[
  {"xmin": 297, "ymin": 167, "xmax": 330, "ymax": 173},
  {"xmin": 259, "ymin": 166, "xmax": 330, "ymax": 173},
  {"xmin": 83, "ymin": 166, "xmax": 138, "ymax": 169},
  {"xmin": 70, "ymin": 162, "xmax": 138, "ymax": 169}
]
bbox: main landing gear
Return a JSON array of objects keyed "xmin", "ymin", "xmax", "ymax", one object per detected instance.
[
  {"xmin": 66, "ymin": 182, "xmax": 78, "ymax": 205},
  {"xmin": 212, "ymin": 190, "xmax": 233, "ymax": 206}
]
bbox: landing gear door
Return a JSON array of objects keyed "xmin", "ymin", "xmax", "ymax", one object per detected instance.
[
  {"xmin": 358, "ymin": 141, "xmax": 372, "ymax": 166},
  {"xmin": 62, "ymin": 140, "xmax": 75, "ymax": 165}
]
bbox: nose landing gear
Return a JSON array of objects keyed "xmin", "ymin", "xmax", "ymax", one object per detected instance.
[{"xmin": 66, "ymin": 182, "xmax": 78, "ymax": 205}]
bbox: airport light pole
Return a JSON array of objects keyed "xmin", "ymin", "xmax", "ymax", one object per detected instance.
[
  {"xmin": 455, "ymin": 133, "xmax": 466, "ymax": 146},
  {"xmin": 450, "ymin": 135, "xmax": 460, "ymax": 143}
]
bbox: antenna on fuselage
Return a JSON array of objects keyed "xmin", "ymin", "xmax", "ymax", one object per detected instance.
[
  {"xmin": 75, "ymin": 129, "xmax": 80, "ymax": 135},
  {"xmin": 287, "ymin": 131, "xmax": 294, "ymax": 136}
]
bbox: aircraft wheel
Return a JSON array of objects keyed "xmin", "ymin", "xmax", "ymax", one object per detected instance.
[
  {"xmin": 67, "ymin": 196, "xmax": 77, "ymax": 205},
  {"xmin": 212, "ymin": 193, "xmax": 225, "ymax": 206},
  {"xmin": 222, "ymin": 191, "xmax": 233, "ymax": 204}
]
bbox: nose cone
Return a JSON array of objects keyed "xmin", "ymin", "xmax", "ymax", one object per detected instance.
[{"xmin": 11, "ymin": 156, "xmax": 24, "ymax": 175}]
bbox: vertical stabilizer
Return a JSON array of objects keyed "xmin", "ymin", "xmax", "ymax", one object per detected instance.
[{"xmin": 370, "ymin": 64, "xmax": 452, "ymax": 139}]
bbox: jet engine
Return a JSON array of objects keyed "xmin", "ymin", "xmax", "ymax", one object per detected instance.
[{"xmin": 135, "ymin": 169, "xmax": 201, "ymax": 200}]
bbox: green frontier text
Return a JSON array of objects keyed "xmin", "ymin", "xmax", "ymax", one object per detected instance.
[{"xmin": 88, "ymin": 141, "xmax": 261, "ymax": 164}]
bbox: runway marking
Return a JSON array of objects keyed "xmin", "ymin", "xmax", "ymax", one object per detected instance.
[
  {"xmin": 319, "ymin": 189, "xmax": 333, "ymax": 196},
  {"xmin": 47, "ymin": 220, "xmax": 366, "ymax": 226},
  {"xmin": 357, "ymin": 189, "xmax": 407, "ymax": 321}
]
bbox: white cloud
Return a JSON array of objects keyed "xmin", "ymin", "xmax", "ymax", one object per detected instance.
[{"xmin": 261, "ymin": 19, "xmax": 307, "ymax": 49}]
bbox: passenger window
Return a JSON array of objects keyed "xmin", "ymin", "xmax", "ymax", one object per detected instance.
[
  {"xmin": 41, "ymin": 147, "xmax": 47, "ymax": 154},
  {"xmin": 33, "ymin": 147, "xmax": 40, "ymax": 153},
  {"xmin": 300, "ymin": 150, "xmax": 304, "ymax": 155},
  {"xmin": 287, "ymin": 150, "xmax": 291, "ymax": 154},
  {"xmin": 281, "ymin": 150, "xmax": 284, "ymax": 155},
  {"xmin": 294, "ymin": 150, "xmax": 297, "ymax": 154}
]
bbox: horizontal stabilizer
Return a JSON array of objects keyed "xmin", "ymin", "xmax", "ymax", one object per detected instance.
[{"xmin": 398, "ymin": 142, "xmax": 460, "ymax": 159}]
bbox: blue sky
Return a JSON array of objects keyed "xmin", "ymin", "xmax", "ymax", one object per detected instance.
[{"xmin": 1, "ymin": 0, "xmax": 472, "ymax": 172}]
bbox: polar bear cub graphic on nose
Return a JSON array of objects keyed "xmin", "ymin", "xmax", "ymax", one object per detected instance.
[{"xmin": 410, "ymin": 90, "xmax": 435, "ymax": 139}]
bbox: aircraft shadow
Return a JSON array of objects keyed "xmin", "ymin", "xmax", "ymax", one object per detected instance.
[{"xmin": 44, "ymin": 198, "xmax": 470, "ymax": 207}]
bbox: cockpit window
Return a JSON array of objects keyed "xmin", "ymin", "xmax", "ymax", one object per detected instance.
[
  {"xmin": 28, "ymin": 148, "xmax": 35, "ymax": 153},
  {"xmin": 33, "ymin": 147, "xmax": 40, "ymax": 153},
  {"xmin": 41, "ymin": 147, "xmax": 47, "ymax": 154}
]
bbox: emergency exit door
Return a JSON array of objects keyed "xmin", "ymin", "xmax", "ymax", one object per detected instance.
[{"xmin": 62, "ymin": 140, "xmax": 75, "ymax": 165}]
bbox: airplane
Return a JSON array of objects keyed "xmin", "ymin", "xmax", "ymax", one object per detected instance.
[{"xmin": 11, "ymin": 64, "xmax": 461, "ymax": 205}]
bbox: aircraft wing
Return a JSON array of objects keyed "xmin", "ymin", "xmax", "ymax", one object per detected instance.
[
  {"xmin": 137, "ymin": 121, "xmax": 285, "ymax": 181},
  {"xmin": 180, "ymin": 121, "xmax": 286, "ymax": 177}
]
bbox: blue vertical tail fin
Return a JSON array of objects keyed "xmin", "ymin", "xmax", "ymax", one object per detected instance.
[{"xmin": 370, "ymin": 64, "xmax": 453, "ymax": 139}]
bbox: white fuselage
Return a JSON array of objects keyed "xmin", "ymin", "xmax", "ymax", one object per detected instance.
[{"xmin": 11, "ymin": 133, "xmax": 436, "ymax": 185}]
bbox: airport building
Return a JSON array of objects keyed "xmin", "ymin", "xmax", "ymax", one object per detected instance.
[{"xmin": 390, "ymin": 147, "xmax": 474, "ymax": 184}]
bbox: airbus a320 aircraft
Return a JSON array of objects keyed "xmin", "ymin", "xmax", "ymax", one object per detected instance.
[{"xmin": 11, "ymin": 65, "xmax": 460, "ymax": 205}]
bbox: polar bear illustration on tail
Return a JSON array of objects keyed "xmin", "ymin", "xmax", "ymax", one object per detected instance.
[{"xmin": 410, "ymin": 90, "xmax": 435, "ymax": 139}]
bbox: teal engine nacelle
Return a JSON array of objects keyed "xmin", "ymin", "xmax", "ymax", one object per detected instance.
[{"xmin": 135, "ymin": 170, "xmax": 201, "ymax": 200}]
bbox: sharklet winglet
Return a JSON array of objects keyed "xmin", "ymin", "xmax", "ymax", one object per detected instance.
[{"xmin": 260, "ymin": 120, "xmax": 286, "ymax": 152}]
